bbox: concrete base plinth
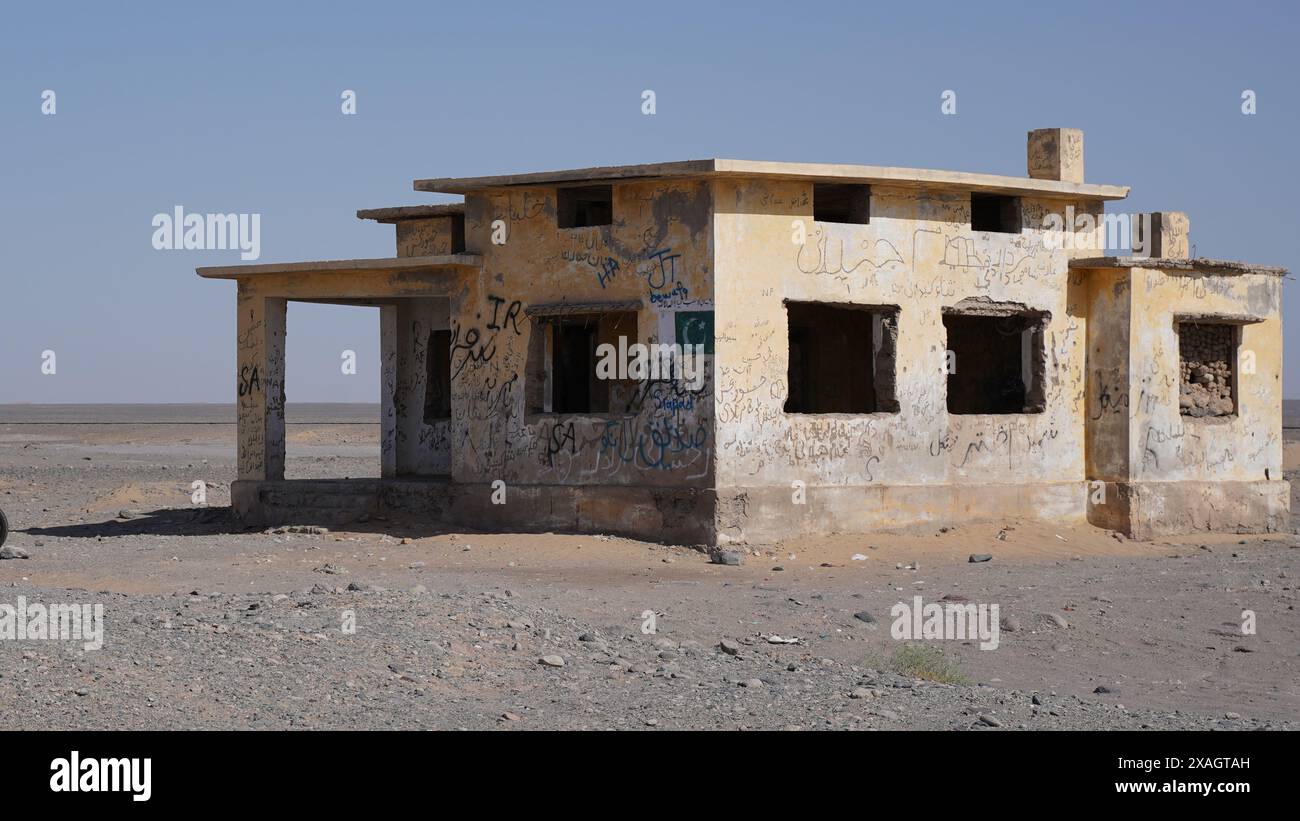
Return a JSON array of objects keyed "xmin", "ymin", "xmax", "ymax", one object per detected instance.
[
  {"xmin": 232, "ymin": 478, "xmax": 716, "ymax": 544},
  {"xmin": 231, "ymin": 477, "xmax": 1290, "ymax": 546},
  {"xmin": 714, "ymin": 481, "xmax": 1088, "ymax": 544},
  {"xmin": 1087, "ymin": 479, "xmax": 1291, "ymax": 540}
]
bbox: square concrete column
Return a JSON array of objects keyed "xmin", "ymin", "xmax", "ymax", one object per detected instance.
[
  {"xmin": 380, "ymin": 304, "xmax": 398, "ymax": 478},
  {"xmin": 235, "ymin": 284, "xmax": 286, "ymax": 480}
]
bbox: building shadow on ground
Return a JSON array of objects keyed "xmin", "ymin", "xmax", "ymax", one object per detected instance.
[{"xmin": 21, "ymin": 507, "xmax": 476, "ymax": 540}]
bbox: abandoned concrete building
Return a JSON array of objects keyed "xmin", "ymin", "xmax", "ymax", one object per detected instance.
[{"xmin": 198, "ymin": 128, "xmax": 1288, "ymax": 544}]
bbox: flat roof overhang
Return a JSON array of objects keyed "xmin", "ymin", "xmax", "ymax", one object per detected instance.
[
  {"xmin": 197, "ymin": 254, "xmax": 480, "ymax": 280},
  {"xmin": 414, "ymin": 158, "xmax": 1130, "ymax": 201},
  {"xmin": 1069, "ymin": 256, "xmax": 1289, "ymax": 277},
  {"xmin": 196, "ymin": 254, "xmax": 481, "ymax": 300}
]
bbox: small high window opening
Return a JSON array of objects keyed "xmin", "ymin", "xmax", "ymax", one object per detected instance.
[
  {"xmin": 423, "ymin": 329, "xmax": 452, "ymax": 423},
  {"xmin": 784, "ymin": 301, "xmax": 899, "ymax": 414},
  {"xmin": 527, "ymin": 311, "xmax": 638, "ymax": 414},
  {"xmin": 970, "ymin": 193, "xmax": 1021, "ymax": 233},
  {"xmin": 813, "ymin": 183, "xmax": 871, "ymax": 225},
  {"xmin": 448, "ymin": 214, "xmax": 466, "ymax": 253},
  {"xmin": 557, "ymin": 185, "xmax": 613, "ymax": 229},
  {"xmin": 1178, "ymin": 321, "xmax": 1237, "ymax": 418},
  {"xmin": 943, "ymin": 309, "xmax": 1047, "ymax": 414}
]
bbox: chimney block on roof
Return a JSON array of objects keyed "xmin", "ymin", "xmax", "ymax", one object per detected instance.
[
  {"xmin": 1135, "ymin": 211, "xmax": 1190, "ymax": 259},
  {"xmin": 1027, "ymin": 128, "xmax": 1084, "ymax": 184}
]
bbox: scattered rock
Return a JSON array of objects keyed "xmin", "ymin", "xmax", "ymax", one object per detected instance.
[
  {"xmin": 710, "ymin": 550, "xmax": 742, "ymax": 566},
  {"xmin": 1038, "ymin": 612, "xmax": 1070, "ymax": 630},
  {"xmin": 978, "ymin": 714, "xmax": 1002, "ymax": 727},
  {"xmin": 0, "ymin": 545, "xmax": 30, "ymax": 560},
  {"xmin": 853, "ymin": 610, "xmax": 876, "ymax": 624},
  {"xmin": 538, "ymin": 655, "xmax": 566, "ymax": 668},
  {"xmin": 718, "ymin": 639, "xmax": 741, "ymax": 656},
  {"xmin": 968, "ymin": 554, "xmax": 993, "ymax": 563}
]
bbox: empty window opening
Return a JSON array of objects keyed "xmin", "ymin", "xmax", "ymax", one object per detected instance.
[
  {"xmin": 813, "ymin": 183, "xmax": 871, "ymax": 225},
  {"xmin": 448, "ymin": 214, "xmax": 466, "ymax": 253},
  {"xmin": 527, "ymin": 311, "xmax": 638, "ymax": 414},
  {"xmin": 1179, "ymin": 322, "xmax": 1236, "ymax": 417},
  {"xmin": 970, "ymin": 193, "xmax": 1021, "ymax": 233},
  {"xmin": 557, "ymin": 185, "xmax": 613, "ymax": 229},
  {"xmin": 944, "ymin": 310, "xmax": 1047, "ymax": 414},
  {"xmin": 423, "ymin": 329, "xmax": 452, "ymax": 423},
  {"xmin": 784, "ymin": 302, "xmax": 899, "ymax": 414}
]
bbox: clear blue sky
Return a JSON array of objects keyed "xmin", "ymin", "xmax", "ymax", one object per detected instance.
[{"xmin": 2, "ymin": 0, "xmax": 1296, "ymax": 403}]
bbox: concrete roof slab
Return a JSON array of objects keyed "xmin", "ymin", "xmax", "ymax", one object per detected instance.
[
  {"xmin": 414, "ymin": 158, "xmax": 1129, "ymax": 200},
  {"xmin": 196, "ymin": 254, "xmax": 482, "ymax": 280}
]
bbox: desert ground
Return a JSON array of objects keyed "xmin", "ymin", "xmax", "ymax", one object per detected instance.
[{"xmin": 0, "ymin": 404, "xmax": 1297, "ymax": 730}]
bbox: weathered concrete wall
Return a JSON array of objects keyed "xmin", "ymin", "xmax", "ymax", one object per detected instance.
[
  {"xmin": 1129, "ymin": 268, "xmax": 1283, "ymax": 484},
  {"xmin": 1084, "ymin": 267, "xmax": 1131, "ymax": 481},
  {"xmin": 392, "ymin": 298, "xmax": 451, "ymax": 475},
  {"xmin": 450, "ymin": 180, "xmax": 715, "ymax": 489},
  {"xmin": 711, "ymin": 178, "xmax": 1098, "ymax": 537},
  {"xmin": 396, "ymin": 216, "xmax": 461, "ymax": 257}
]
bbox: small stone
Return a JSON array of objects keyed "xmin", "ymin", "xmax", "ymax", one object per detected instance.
[
  {"xmin": 1224, "ymin": 712, "xmax": 1241, "ymax": 720},
  {"xmin": 718, "ymin": 639, "xmax": 741, "ymax": 656},
  {"xmin": 538, "ymin": 655, "xmax": 566, "ymax": 668},
  {"xmin": 771, "ymin": 566, "xmax": 784, "ymax": 572},
  {"xmin": 739, "ymin": 678, "xmax": 764, "ymax": 688},
  {"xmin": 0, "ymin": 545, "xmax": 30, "ymax": 560},
  {"xmin": 968, "ymin": 554, "xmax": 993, "ymax": 563},
  {"xmin": 501, "ymin": 712, "xmax": 522, "ymax": 721},
  {"xmin": 853, "ymin": 610, "xmax": 876, "ymax": 624},
  {"xmin": 711, "ymin": 550, "xmax": 742, "ymax": 566},
  {"xmin": 1000, "ymin": 615, "xmax": 1022, "ymax": 633},
  {"xmin": 578, "ymin": 633, "xmax": 597, "ymax": 642},
  {"xmin": 117, "ymin": 509, "xmax": 138, "ymax": 520},
  {"xmin": 849, "ymin": 687, "xmax": 872, "ymax": 699},
  {"xmin": 1031, "ymin": 693, "xmax": 1043, "ymax": 706},
  {"xmin": 978, "ymin": 714, "xmax": 1002, "ymax": 727},
  {"xmin": 409, "ymin": 584, "xmax": 428, "ymax": 595},
  {"xmin": 1040, "ymin": 612, "xmax": 1070, "ymax": 629},
  {"xmin": 1093, "ymin": 685, "xmax": 1116, "ymax": 695}
]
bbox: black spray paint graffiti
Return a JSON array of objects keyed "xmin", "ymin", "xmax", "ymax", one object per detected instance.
[{"xmin": 451, "ymin": 295, "xmax": 524, "ymax": 381}]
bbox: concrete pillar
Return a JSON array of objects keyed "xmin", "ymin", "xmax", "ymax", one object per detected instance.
[
  {"xmin": 1136, "ymin": 211, "xmax": 1190, "ymax": 258},
  {"xmin": 1027, "ymin": 128, "xmax": 1085, "ymax": 184},
  {"xmin": 380, "ymin": 304, "xmax": 398, "ymax": 478},
  {"xmin": 235, "ymin": 284, "xmax": 286, "ymax": 480}
]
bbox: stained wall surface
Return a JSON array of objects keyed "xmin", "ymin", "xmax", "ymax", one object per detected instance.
[
  {"xmin": 1129, "ymin": 268, "xmax": 1283, "ymax": 483},
  {"xmin": 712, "ymin": 178, "xmax": 1101, "ymax": 532},
  {"xmin": 449, "ymin": 180, "xmax": 715, "ymax": 488}
]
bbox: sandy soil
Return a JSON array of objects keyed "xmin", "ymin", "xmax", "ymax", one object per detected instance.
[{"xmin": 0, "ymin": 414, "xmax": 1296, "ymax": 730}]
